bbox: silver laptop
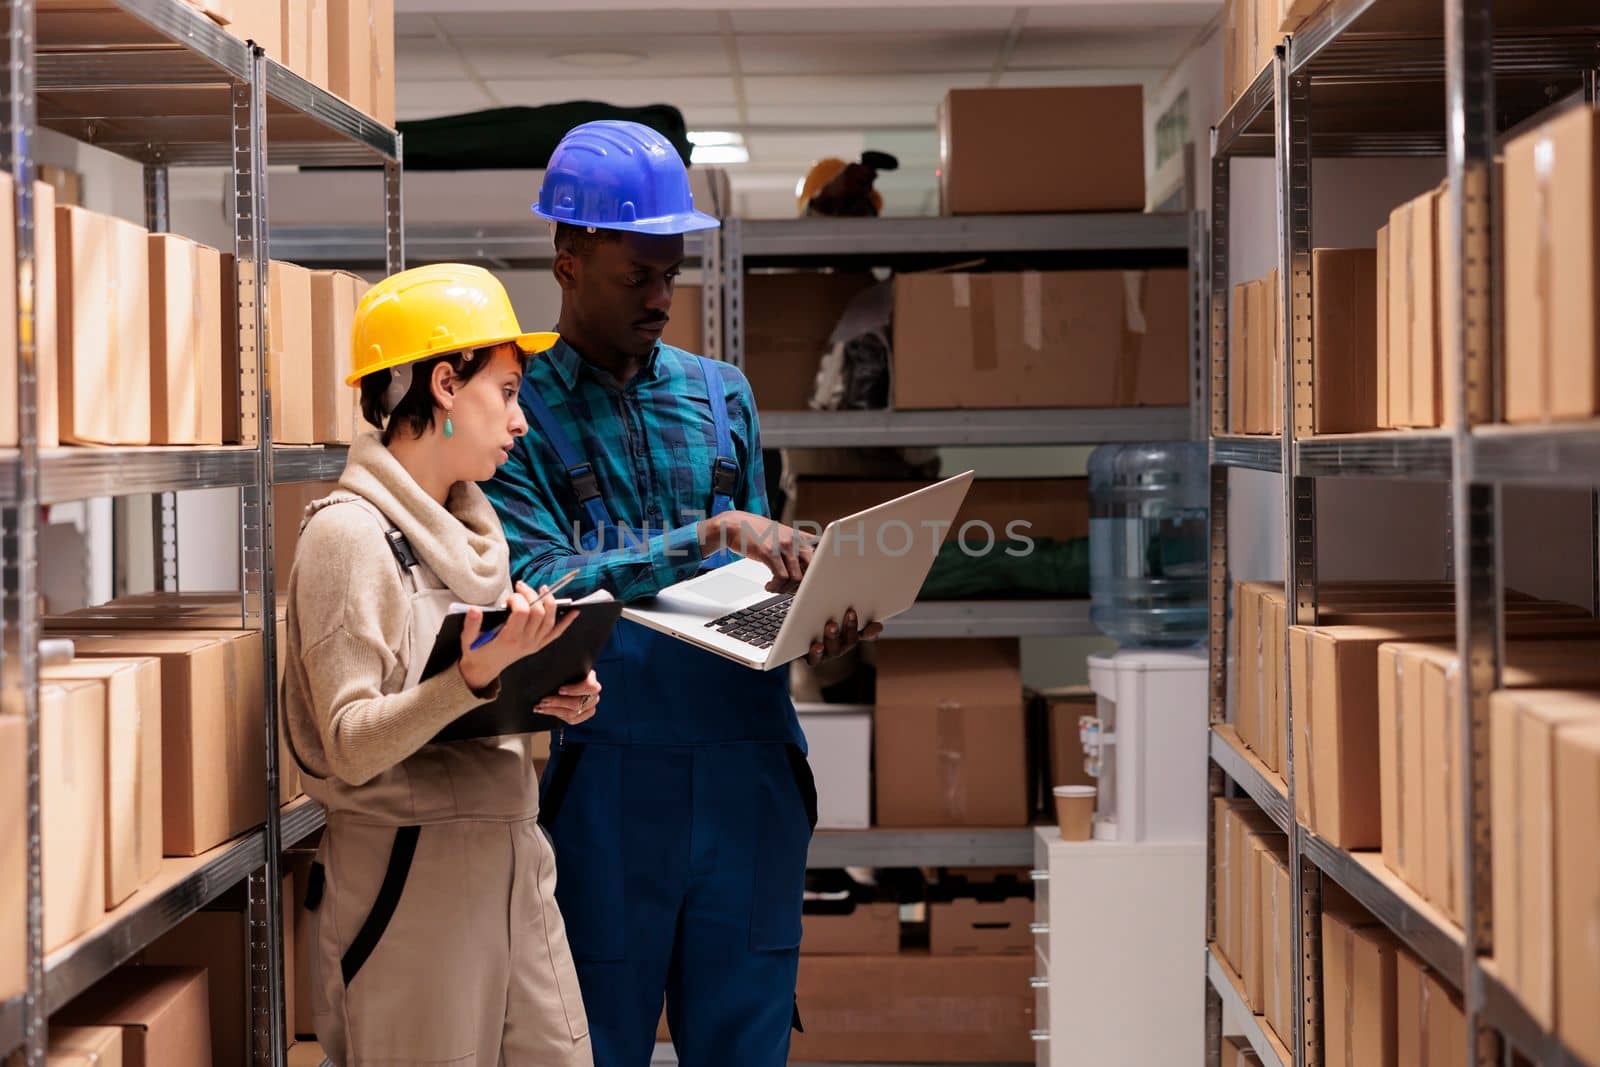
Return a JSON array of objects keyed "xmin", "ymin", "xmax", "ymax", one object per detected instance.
[{"xmin": 623, "ymin": 471, "xmax": 976, "ymax": 670}]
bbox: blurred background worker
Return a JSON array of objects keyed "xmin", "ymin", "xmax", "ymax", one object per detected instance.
[{"xmin": 796, "ymin": 150, "xmax": 900, "ymax": 217}]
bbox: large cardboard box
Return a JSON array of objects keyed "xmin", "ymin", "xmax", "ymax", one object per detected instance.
[
  {"xmin": 1310, "ymin": 248, "xmax": 1380, "ymax": 433},
  {"xmin": 1042, "ymin": 686, "xmax": 1096, "ymax": 791},
  {"xmin": 1396, "ymin": 952, "xmax": 1465, "ymax": 1067},
  {"xmin": 287, "ymin": 1043, "xmax": 324, "ymax": 1066},
  {"xmin": 139, "ymin": 884, "xmax": 295, "ymax": 1067},
  {"xmin": 1491, "ymin": 690, "xmax": 1600, "ymax": 1030},
  {"xmin": 798, "ymin": 708, "xmax": 869, "ymax": 830},
  {"xmin": 1264, "ymin": 850, "xmax": 1295, "ymax": 1048},
  {"xmin": 42, "ymin": 680, "xmax": 106, "ymax": 952},
  {"xmin": 0, "ymin": 177, "xmax": 59, "ymax": 447},
  {"xmin": 791, "ymin": 953, "xmax": 1035, "ymax": 1062},
  {"xmin": 43, "ymin": 658, "xmax": 163, "ymax": 910},
  {"xmin": 57, "ymin": 206, "xmax": 151, "ymax": 445},
  {"xmin": 0, "ymin": 716, "xmax": 23, "ymax": 1002},
  {"xmin": 150, "ymin": 234, "xmax": 224, "ymax": 445},
  {"xmin": 667, "ymin": 278, "xmax": 887, "ymax": 411},
  {"xmin": 48, "ymin": 1025, "xmax": 124, "ymax": 1066},
  {"xmin": 1376, "ymin": 224, "xmax": 1392, "ymax": 428},
  {"xmin": 1323, "ymin": 902, "xmax": 1400, "ymax": 1067},
  {"xmin": 269, "ymin": 261, "xmax": 316, "ymax": 445},
  {"xmin": 928, "ymin": 896, "xmax": 1031, "ymax": 956},
  {"xmin": 327, "ymin": 0, "xmax": 373, "ymax": 113},
  {"xmin": 1218, "ymin": 801, "xmax": 1277, "ymax": 972},
  {"xmin": 226, "ymin": 0, "xmax": 280, "ymax": 56},
  {"xmin": 310, "ymin": 270, "xmax": 366, "ymax": 443},
  {"xmin": 891, "ymin": 269, "xmax": 1187, "ymax": 410},
  {"xmin": 1504, "ymin": 106, "xmax": 1600, "ymax": 424},
  {"xmin": 791, "ymin": 476, "xmax": 1087, "ymax": 549},
  {"xmin": 66, "ymin": 631, "xmax": 268, "ymax": 857},
  {"xmin": 1410, "ymin": 184, "xmax": 1445, "ymax": 428},
  {"xmin": 938, "ymin": 86, "xmax": 1144, "ymax": 216},
  {"xmin": 1242, "ymin": 830, "xmax": 1286, "ymax": 1011},
  {"xmin": 56, "ymin": 966, "xmax": 211, "ymax": 1067},
  {"xmin": 1246, "ymin": 275, "xmax": 1277, "ymax": 435},
  {"xmin": 1229, "ymin": 282, "xmax": 1249, "ymax": 433},
  {"xmin": 802, "ymin": 900, "xmax": 899, "ymax": 956},
  {"xmin": 1555, "ymin": 724, "xmax": 1600, "ymax": 1065},
  {"xmin": 874, "ymin": 640, "xmax": 1027, "ymax": 827},
  {"xmin": 1222, "ymin": 1036, "xmax": 1262, "ymax": 1067},
  {"xmin": 370, "ymin": 0, "xmax": 394, "ymax": 127},
  {"xmin": 1386, "ymin": 199, "xmax": 1413, "ymax": 426}
]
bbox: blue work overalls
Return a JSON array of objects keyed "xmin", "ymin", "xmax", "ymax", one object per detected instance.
[{"xmin": 520, "ymin": 356, "xmax": 814, "ymax": 1067}]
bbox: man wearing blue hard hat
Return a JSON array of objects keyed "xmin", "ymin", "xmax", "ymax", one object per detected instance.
[{"xmin": 483, "ymin": 120, "xmax": 878, "ymax": 1066}]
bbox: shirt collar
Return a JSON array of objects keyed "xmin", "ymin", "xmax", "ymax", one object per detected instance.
[{"xmin": 544, "ymin": 337, "xmax": 664, "ymax": 393}]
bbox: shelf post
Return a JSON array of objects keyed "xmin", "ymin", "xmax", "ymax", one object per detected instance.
[
  {"xmin": 0, "ymin": 0, "xmax": 41, "ymax": 1061},
  {"xmin": 723, "ymin": 217, "xmax": 744, "ymax": 372},
  {"xmin": 700, "ymin": 222, "xmax": 722, "ymax": 364},
  {"xmin": 384, "ymin": 134, "xmax": 403, "ymax": 276},
  {"xmin": 143, "ymin": 163, "xmax": 178, "ymax": 593},
  {"xmin": 233, "ymin": 47, "xmax": 288, "ymax": 1067}
]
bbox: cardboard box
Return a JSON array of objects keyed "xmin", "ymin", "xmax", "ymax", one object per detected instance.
[
  {"xmin": 1265, "ymin": 849, "xmax": 1295, "ymax": 1048},
  {"xmin": 1396, "ymin": 952, "xmax": 1466, "ymax": 1066},
  {"xmin": 929, "ymin": 896, "xmax": 1031, "ymax": 956},
  {"xmin": 282, "ymin": 0, "xmax": 308, "ymax": 78},
  {"xmin": 56, "ymin": 966, "xmax": 211, "ymax": 1067},
  {"xmin": 1555, "ymin": 724, "xmax": 1600, "ymax": 1065},
  {"xmin": 1222, "ymin": 1036, "xmax": 1262, "ymax": 1067},
  {"xmin": 802, "ymin": 901, "xmax": 900, "ymax": 956},
  {"xmin": 1491, "ymin": 690, "xmax": 1600, "ymax": 1030},
  {"xmin": 874, "ymin": 640, "xmax": 1027, "ymax": 827},
  {"xmin": 1263, "ymin": 588, "xmax": 1285, "ymax": 773},
  {"xmin": 0, "ymin": 177, "xmax": 58, "ymax": 447},
  {"xmin": 1042, "ymin": 687, "xmax": 1096, "ymax": 791},
  {"xmin": 1230, "ymin": 282, "xmax": 1249, "ymax": 433},
  {"xmin": 269, "ymin": 261, "xmax": 316, "ymax": 445},
  {"xmin": 370, "ymin": 0, "xmax": 394, "ymax": 128},
  {"xmin": 1242, "ymin": 830, "xmax": 1286, "ymax": 1011},
  {"xmin": 139, "ymin": 885, "xmax": 295, "ymax": 1067},
  {"xmin": 47, "ymin": 1025, "xmax": 124, "ymax": 1066},
  {"xmin": 42, "ymin": 680, "xmax": 106, "ymax": 951},
  {"xmin": 310, "ymin": 270, "xmax": 366, "ymax": 443},
  {"xmin": 1232, "ymin": 581, "xmax": 1273, "ymax": 756},
  {"xmin": 1386, "ymin": 199, "xmax": 1413, "ymax": 426},
  {"xmin": 66, "ymin": 631, "xmax": 268, "ymax": 857},
  {"xmin": 0, "ymin": 715, "xmax": 23, "ymax": 1002},
  {"xmin": 791, "ymin": 477, "xmax": 1087, "ymax": 547},
  {"xmin": 1323, "ymin": 902, "xmax": 1400, "ymax": 1067},
  {"xmin": 1310, "ymin": 248, "xmax": 1380, "ymax": 433},
  {"xmin": 938, "ymin": 86, "xmax": 1144, "ymax": 215},
  {"xmin": 891, "ymin": 269, "xmax": 1187, "ymax": 410},
  {"xmin": 1376, "ymin": 224, "xmax": 1392, "ymax": 428},
  {"xmin": 665, "ymin": 276, "xmax": 880, "ymax": 412},
  {"xmin": 1248, "ymin": 273, "xmax": 1278, "ymax": 435},
  {"xmin": 287, "ymin": 1043, "xmax": 324, "ymax": 1066},
  {"xmin": 307, "ymin": 0, "xmax": 329, "ymax": 89},
  {"xmin": 58, "ymin": 206, "xmax": 151, "ymax": 445},
  {"xmin": 43, "ymin": 659, "xmax": 163, "ymax": 910},
  {"xmin": 149, "ymin": 234, "xmax": 224, "ymax": 445},
  {"xmin": 798, "ymin": 708, "xmax": 869, "ymax": 829},
  {"xmin": 327, "ymin": 0, "xmax": 373, "ymax": 112},
  {"xmin": 1215, "ymin": 799, "xmax": 1267, "ymax": 972},
  {"xmin": 1504, "ymin": 106, "xmax": 1600, "ymax": 423},
  {"xmin": 791, "ymin": 953, "xmax": 1035, "ymax": 1063},
  {"xmin": 275, "ymin": 480, "xmax": 340, "ymax": 593},
  {"xmin": 1406, "ymin": 186, "xmax": 1443, "ymax": 428},
  {"xmin": 226, "ymin": 0, "xmax": 280, "ymax": 56}
]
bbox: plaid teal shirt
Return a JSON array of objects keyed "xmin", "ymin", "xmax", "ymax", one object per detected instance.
[{"xmin": 482, "ymin": 339, "xmax": 769, "ymax": 602}]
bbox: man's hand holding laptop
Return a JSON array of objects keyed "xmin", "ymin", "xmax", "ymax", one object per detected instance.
[{"xmin": 698, "ymin": 509, "xmax": 883, "ymax": 665}]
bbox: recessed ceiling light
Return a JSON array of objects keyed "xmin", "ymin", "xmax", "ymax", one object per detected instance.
[
  {"xmin": 688, "ymin": 130, "xmax": 743, "ymax": 147},
  {"xmin": 691, "ymin": 144, "xmax": 749, "ymax": 165},
  {"xmin": 551, "ymin": 49, "xmax": 646, "ymax": 68}
]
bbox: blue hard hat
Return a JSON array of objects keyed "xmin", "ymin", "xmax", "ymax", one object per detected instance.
[{"xmin": 534, "ymin": 120, "xmax": 720, "ymax": 236}]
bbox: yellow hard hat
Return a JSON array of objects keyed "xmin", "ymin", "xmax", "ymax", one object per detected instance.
[
  {"xmin": 347, "ymin": 263, "xmax": 558, "ymax": 386},
  {"xmin": 796, "ymin": 157, "xmax": 884, "ymax": 215}
]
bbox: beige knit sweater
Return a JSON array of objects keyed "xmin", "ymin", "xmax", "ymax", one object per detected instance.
[{"xmin": 282, "ymin": 432, "xmax": 512, "ymax": 787}]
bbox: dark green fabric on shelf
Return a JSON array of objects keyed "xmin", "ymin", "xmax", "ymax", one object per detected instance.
[
  {"xmin": 394, "ymin": 103, "xmax": 692, "ymax": 170},
  {"xmin": 918, "ymin": 537, "xmax": 1089, "ymax": 601}
]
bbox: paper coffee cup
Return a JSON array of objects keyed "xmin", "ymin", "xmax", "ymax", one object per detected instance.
[{"xmin": 1054, "ymin": 785, "xmax": 1097, "ymax": 841}]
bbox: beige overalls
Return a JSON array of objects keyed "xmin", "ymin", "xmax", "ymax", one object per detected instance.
[{"xmin": 294, "ymin": 495, "xmax": 591, "ymax": 1067}]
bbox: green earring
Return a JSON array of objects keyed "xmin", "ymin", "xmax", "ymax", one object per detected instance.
[{"xmin": 443, "ymin": 416, "xmax": 454, "ymax": 439}]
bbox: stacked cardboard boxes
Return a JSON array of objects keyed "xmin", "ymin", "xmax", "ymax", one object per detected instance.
[
  {"xmin": 215, "ymin": 0, "xmax": 394, "ymax": 125},
  {"xmin": 1226, "ymin": 271, "xmax": 1281, "ymax": 435},
  {"xmin": 1212, "ymin": 797, "xmax": 1291, "ymax": 1044},
  {"xmin": 1322, "ymin": 894, "xmax": 1402, "ymax": 1067},
  {"xmin": 1379, "ymin": 182, "xmax": 1453, "ymax": 429},
  {"xmin": 0, "ymin": 715, "xmax": 22, "ymax": 1002},
  {"xmin": 54, "ymin": 966, "xmax": 213, "ymax": 1067},
  {"xmin": 1503, "ymin": 105, "xmax": 1600, "ymax": 424}
]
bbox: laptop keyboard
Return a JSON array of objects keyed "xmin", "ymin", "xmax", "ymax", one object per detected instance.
[{"xmin": 707, "ymin": 594, "xmax": 793, "ymax": 649}]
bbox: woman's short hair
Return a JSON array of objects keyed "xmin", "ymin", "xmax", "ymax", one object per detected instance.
[{"xmin": 359, "ymin": 341, "xmax": 524, "ymax": 445}]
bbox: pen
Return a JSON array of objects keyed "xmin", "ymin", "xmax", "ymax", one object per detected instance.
[{"xmin": 470, "ymin": 570, "xmax": 581, "ymax": 650}]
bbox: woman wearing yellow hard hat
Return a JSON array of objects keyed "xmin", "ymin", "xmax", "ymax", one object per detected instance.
[{"xmin": 280, "ymin": 263, "xmax": 597, "ymax": 1066}]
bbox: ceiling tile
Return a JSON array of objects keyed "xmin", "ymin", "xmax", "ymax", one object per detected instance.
[
  {"xmin": 743, "ymin": 131, "xmax": 867, "ymax": 163},
  {"xmin": 742, "ymin": 71, "xmax": 987, "ymax": 106},
  {"xmin": 742, "ymin": 101, "xmax": 941, "ymax": 126},
  {"xmin": 396, "ymin": 35, "xmax": 474, "ymax": 80},
  {"xmin": 425, "ymin": 11, "xmax": 725, "ymax": 36},
  {"xmin": 994, "ymin": 68, "xmax": 1163, "ymax": 89},
  {"xmin": 735, "ymin": 32, "xmax": 1002, "ymax": 75},
  {"xmin": 482, "ymin": 75, "xmax": 738, "ymax": 109},
  {"xmin": 730, "ymin": 6, "xmax": 1018, "ymax": 33},
  {"xmin": 459, "ymin": 34, "xmax": 731, "ymax": 79},
  {"xmin": 1008, "ymin": 27, "xmax": 1196, "ymax": 69},
  {"xmin": 1023, "ymin": 1, "xmax": 1217, "ymax": 30},
  {"xmin": 396, "ymin": 79, "xmax": 494, "ymax": 120}
]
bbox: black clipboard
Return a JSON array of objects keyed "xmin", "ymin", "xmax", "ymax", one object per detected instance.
[{"xmin": 420, "ymin": 598, "xmax": 623, "ymax": 743}]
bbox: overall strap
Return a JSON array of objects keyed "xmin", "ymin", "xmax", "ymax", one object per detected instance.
[
  {"xmin": 694, "ymin": 356, "xmax": 740, "ymax": 518},
  {"xmin": 519, "ymin": 376, "xmax": 615, "ymax": 533}
]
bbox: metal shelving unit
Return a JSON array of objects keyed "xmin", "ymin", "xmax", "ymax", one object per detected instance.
[
  {"xmin": 760, "ymin": 407, "xmax": 1190, "ymax": 449},
  {"xmin": 1203, "ymin": 2, "xmax": 1600, "ymax": 1065},
  {"xmin": 807, "ymin": 829, "xmax": 1034, "ymax": 870},
  {"xmin": 883, "ymin": 600, "xmax": 1094, "ymax": 640},
  {"xmin": 1208, "ymin": 727, "xmax": 1290, "ymax": 833},
  {"xmin": 1207, "ymin": 947, "xmax": 1291, "ymax": 1067},
  {"xmin": 0, "ymin": 1, "xmax": 401, "ymax": 1063}
]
